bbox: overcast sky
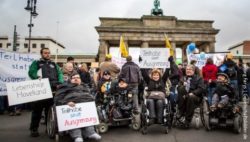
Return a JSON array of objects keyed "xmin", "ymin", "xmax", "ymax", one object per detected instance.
[{"xmin": 0, "ymin": 0, "xmax": 249, "ymax": 54}]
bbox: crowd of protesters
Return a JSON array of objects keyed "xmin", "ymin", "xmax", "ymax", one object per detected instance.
[{"xmin": 0, "ymin": 48, "xmax": 250, "ymax": 142}]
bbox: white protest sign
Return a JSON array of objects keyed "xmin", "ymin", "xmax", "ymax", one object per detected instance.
[
  {"xmin": 0, "ymin": 50, "xmax": 40, "ymax": 96},
  {"xmin": 140, "ymin": 48, "xmax": 170, "ymax": 68},
  {"xmin": 188, "ymin": 53, "xmax": 226, "ymax": 69},
  {"xmin": 6, "ymin": 78, "xmax": 53, "ymax": 106},
  {"xmin": 112, "ymin": 56, "xmax": 127, "ymax": 68},
  {"xmin": 56, "ymin": 102, "xmax": 99, "ymax": 132}
]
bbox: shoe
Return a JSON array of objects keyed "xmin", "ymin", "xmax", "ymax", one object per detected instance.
[
  {"xmin": 157, "ymin": 118, "xmax": 163, "ymax": 124},
  {"xmin": 148, "ymin": 118, "xmax": 155, "ymax": 125},
  {"xmin": 15, "ymin": 110, "xmax": 21, "ymax": 116},
  {"xmin": 88, "ymin": 133, "xmax": 101, "ymax": 140},
  {"xmin": 75, "ymin": 137, "xmax": 84, "ymax": 142},
  {"xmin": 184, "ymin": 120, "xmax": 191, "ymax": 129},
  {"xmin": 9, "ymin": 112, "xmax": 15, "ymax": 116},
  {"xmin": 30, "ymin": 129, "xmax": 40, "ymax": 137}
]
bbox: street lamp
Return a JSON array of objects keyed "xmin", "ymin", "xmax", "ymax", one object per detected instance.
[{"xmin": 24, "ymin": 0, "xmax": 38, "ymax": 53}]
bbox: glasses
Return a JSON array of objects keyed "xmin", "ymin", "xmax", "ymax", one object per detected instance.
[{"xmin": 71, "ymin": 76, "xmax": 80, "ymax": 79}]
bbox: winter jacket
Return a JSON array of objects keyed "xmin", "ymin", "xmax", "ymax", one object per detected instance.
[
  {"xmin": 141, "ymin": 68, "xmax": 169, "ymax": 94},
  {"xmin": 202, "ymin": 63, "xmax": 218, "ymax": 82},
  {"xmin": 247, "ymin": 67, "xmax": 250, "ymax": 83},
  {"xmin": 28, "ymin": 58, "xmax": 63, "ymax": 90},
  {"xmin": 119, "ymin": 61, "xmax": 141, "ymax": 84},
  {"xmin": 178, "ymin": 75, "xmax": 205, "ymax": 98},
  {"xmin": 219, "ymin": 59, "xmax": 238, "ymax": 80},
  {"xmin": 169, "ymin": 61, "xmax": 180, "ymax": 86},
  {"xmin": 214, "ymin": 82, "xmax": 234, "ymax": 99},
  {"xmin": 54, "ymin": 83, "xmax": 94, "ymax": 106}
]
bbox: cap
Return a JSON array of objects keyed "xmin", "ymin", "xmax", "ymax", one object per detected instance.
[
  {"xmin": 105, "ymin": 54, "xmax": 112, "ymax": 59},
  {"xmin": 217, "ymin": 73, "xmax": 229, "ymax": 81},
  {"xmin": 226, "ymin": 53, "xmax": 233, "ymax": 60}
]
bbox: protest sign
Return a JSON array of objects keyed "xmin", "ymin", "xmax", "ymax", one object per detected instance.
[
  {"xmin": 6, "ymin": 78, "xmax": 53, "ymax": 106},
  {"xmin": 188, "ymin": 53, "xmax": 226, "ymax": 69},
  {"xmin": 0, "ymin": 50, "xmax": 39, "ymax": 96},
  {"xmin": 139, "ymin": 48, "xmax": 170, "ymax": 68},
  {"xmin": 56, "ymin": 102, "xmax": 99, "ymax": 132}
]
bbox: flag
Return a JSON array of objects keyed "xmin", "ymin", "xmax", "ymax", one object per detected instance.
[
  {"xmin": 119, "ymin": 35, "xmax": 128, "ymax": 57},
  {"xmin": 164, "ymin": 34, "xmax": 174, "ymax": 56}
]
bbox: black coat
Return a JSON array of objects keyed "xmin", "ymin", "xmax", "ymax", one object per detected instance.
[
  {"xmin": 141, "ymin": 68, "xmax": 169, "ymax": 94},
  {"xmin": 54, "ymin": 83, "xmax": 94, "ymax": 106}
]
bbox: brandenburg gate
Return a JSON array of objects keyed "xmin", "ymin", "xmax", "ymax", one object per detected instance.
[{"xmin": 95, "ymin": 15, "xmax": 219, "ymax": 62}]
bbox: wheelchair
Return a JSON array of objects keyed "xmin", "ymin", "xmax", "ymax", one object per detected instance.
[
  {"xmin": 201, "ymin": 96, "xmax": 243, "ymax": 133},
  {"xmin": 46, "ymin": 105, "xmax": 69, "ymax": 142},
  {"xmin": 96, "ymin": 91, "xmax": 141, "ymax": 133},
  {"xmin": 140, "ymin": 88, "xmax": 173, "ymax": 134}
]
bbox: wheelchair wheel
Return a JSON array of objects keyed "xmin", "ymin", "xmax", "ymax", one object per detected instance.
[
  {"xmin": 98, "ymin": 123, "xmax": 109, "ymax": 134},
  {"xmin": 233, "ymin": 114, "xmax": 243, "ymax": 134},
  {"xmin": 47, "ymin": 106, "xmax": 57, "ymax": 139},
  {"xmin": 131, "ymin": 113, "xmax": 141, "ymax": 131},
  {"xmin": 201, "ymin": 98, "xmax": 211, "ymax": 131}
]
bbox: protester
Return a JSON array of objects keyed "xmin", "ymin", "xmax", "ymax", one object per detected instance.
[
  {"xmin": 246, "ymin": 62, "xmax": 250, "ymax": 99},
  {"xmin": 237, "ymin": 58, "xmax": 244, "ymax": 101},
  {"xmin": 202, "ymin": 58, "xmax": 218, "ymax": 105},
  {"xmin": 28, "ymin": 47, "xmax": 63, "ymax": 137},
  {"xmin": 141, "ymin": 68, "xmax": 170, "ymax": 124},
  {"xmin": 63, "ymin": 62, "xmax": 75, "ymax": 82},
  {"xmin": 54, "ymin": 72, "xmax": 101, "ymax": 142},
  {"xmin": 220, "ymin": 53, "xmax": 239, "ymax": 101},
  {"xmin": 119, "ymin": 55, "xmax": 141, "ymax": 113},
  {"xmin": 210, "ymin": 73, "xmax": 234, "ymax": 110},
  {"xmin": 177, "ymin": 65, "xmax": 205, "ymax": 128},
  {"xmin": 190, "ymin": 60, "xmax": 201, "ymax": 77},
  {"xmin": 78, "ymin": 63, "xmax": 92, "ymax": 87},
  {"xmin": 96, "ymin": 70, "xmax": 112, "ymax": 105},
  {"xmin": 99, "ymin": 54, "xmax": 120, "ymax": 80}
]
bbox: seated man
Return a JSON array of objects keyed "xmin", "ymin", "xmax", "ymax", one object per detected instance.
[
  {"xmin": 54, "ymin": 72, "xmax": 101, "ymax": 142},
  {"xmin": 177, "ymin": 65, "xmax": 205, "ymax": 128},
  {"xmin": 210, "ymin": 73, "xmax": 234, "ymax": 110}
]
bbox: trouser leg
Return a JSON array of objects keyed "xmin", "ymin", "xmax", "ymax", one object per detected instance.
[
  {"xmin": 185, "ymin": 95, "xmax": 199, "ymax": 122},
  {"xmin": 131, "ymin": 85, "xmax": 139, "ymax": 110},
  {"xmin": 30, "ymin": 101, "xmax": 44, "ymax": 130},
  {"xmin": 82, "ymin": 126, "xmax": 96, "ymax": 138},
  {"xmin": 69, "ymin": 128, "xmax": 82, "ymax": 139},
  {"xmin": 146, "ymin": 99, "xmax": 156, "ymax": 118},
  {"xmin": 177, "ymin": 86, "xmax": 187, "ymax": 116},
  {"xmin": 44, "ymin": 98, "xmax": 54, "ymax": 125},
  {"xmin": 211, "ymin": 94, "xmax": 219, "ymax": 106},
  {"xmin": 156, "ymin": 99, "xmax": 164, "ymax": 123}
]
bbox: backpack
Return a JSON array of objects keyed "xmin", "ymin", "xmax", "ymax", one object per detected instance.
[{"xmin": 227, "ymin": 66, "xmax": 237, "ymax": 77}]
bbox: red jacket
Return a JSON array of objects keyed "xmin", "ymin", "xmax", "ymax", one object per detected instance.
[{"xmin": 202, "ymin": 64, "xmax": 218, "ymax": 82}]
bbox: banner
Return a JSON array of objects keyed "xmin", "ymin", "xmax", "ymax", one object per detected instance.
[
  {"xmin": 139, "ymin": 48, "xmax": 170, "ymax": 68},
  {"xmin": 6, "ymin": 78, "xmax": 53, "ymax": 106},
  {"xmin": 188, "ymin": 53, "xmax": 226, "ymax": 69},
  {"xmin": 0, "ymin": 50, "xmax": 39, "ymax": 96},
  {"xmin": 56, "ymin": 102, "xmax": 99, "ymax": 132}
]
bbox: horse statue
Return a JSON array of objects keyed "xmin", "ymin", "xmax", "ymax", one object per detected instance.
[{"xmin": 151, "ymin": 0, "xmax": 163, "ymax": 16}]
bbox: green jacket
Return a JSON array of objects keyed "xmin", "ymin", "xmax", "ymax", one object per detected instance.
[{"xmin": 28, "ymin": 59, "xmax": 64, "ymax": 84}]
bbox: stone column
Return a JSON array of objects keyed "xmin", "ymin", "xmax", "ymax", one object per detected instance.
[
  {"xmin": 98, "ymin": 40, "xmax": 109, "ymax": 62},
  {"xmin": 141, "ymin": 41, "xmax": 149, "ymax": 48},
  {"xmin": 171, "ymin": 42, "xmax": 176, "ymax": 58},
  {"xmin": 209, "ymin": 42, "xmax": 215, "ymax": 52},
  {"xmin": 182, "ymin": 44, "xmax": 188, "ymax": 62}
]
